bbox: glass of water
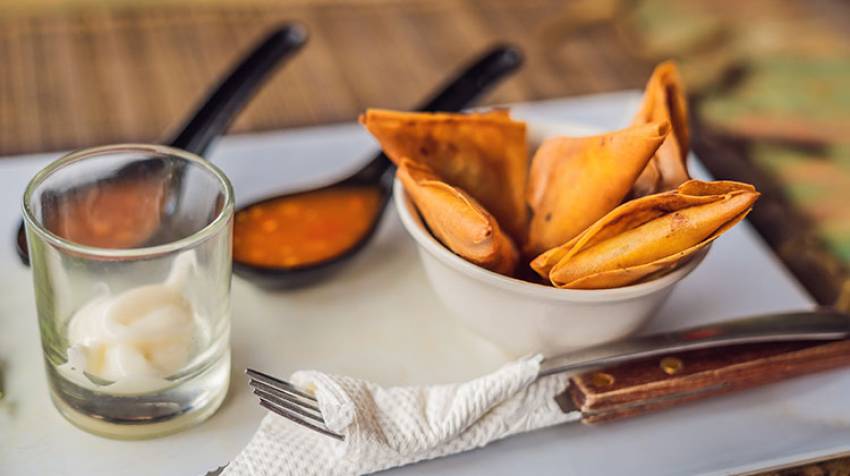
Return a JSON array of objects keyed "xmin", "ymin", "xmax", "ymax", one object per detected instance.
[{"xmin": 22, "ymin": 144, "xmax": 233, "ymax": 439}]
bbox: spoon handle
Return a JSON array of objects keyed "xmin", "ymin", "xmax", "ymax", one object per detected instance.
[
  {"xmin": 355, "ymin": 44, "xmax": 523, "ymax": 183},
  {"xmin": 13, "ymin": 24, "xmax": 308, "ymax": 266},
  {"xmin": 538, "ymin": 308, "xmax": 850, "ymax": 378},
  {"xmin": 167, "ymin": 23, "xmax": 308, "ymax": 156}
]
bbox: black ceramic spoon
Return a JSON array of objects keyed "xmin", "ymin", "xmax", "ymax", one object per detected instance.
[
  {"xmin": 15, "ymin": 23, "xmax": 308, "ymax": 265},
  {"xmin": 232, "ymin": 44, "xmax": 524, "ymax": 289}
]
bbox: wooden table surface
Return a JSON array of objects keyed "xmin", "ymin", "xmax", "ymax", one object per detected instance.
[{"xmin": 0, "ymin": 1, "xmax": 847, "ymax": 474}]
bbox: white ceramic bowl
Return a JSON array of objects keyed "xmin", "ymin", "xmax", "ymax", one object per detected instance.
[{"xmin": 392, "ymin": 119, "xmax": 706, "ymax": 357}]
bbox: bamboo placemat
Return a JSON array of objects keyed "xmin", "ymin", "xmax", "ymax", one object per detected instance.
[{"xmin": 0, "ymin": 0, "xmax": 650, "ymax": 156}]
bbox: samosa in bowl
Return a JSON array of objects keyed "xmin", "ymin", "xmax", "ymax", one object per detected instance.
[
  {"xmin": 396, "ymin": 158, "xmax": 519, "ymax": 275},
  {"xmin": 525, "ymin": 122, "xmax": 670, "ymax": 257},
  {"xmin": 532, "ymin": 180, "xmax": 759, "ymax": 289},
  {"xmin": 631, "ymin": 61, "xmax": 691, "ymax": 197},
  {"xmin": 360, "ymin": 109, "xmax": 528, "ymax": 243}
]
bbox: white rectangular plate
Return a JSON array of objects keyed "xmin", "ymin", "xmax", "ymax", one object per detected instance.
[{"xmin": 2, "ymin": 93, "xmax": 848, "ymax": 476}]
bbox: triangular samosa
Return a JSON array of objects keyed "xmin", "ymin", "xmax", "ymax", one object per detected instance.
[
  {"xmin": 631, "ymin": 61, "xmax": 690, "ymax": 196},
  {"xmin": 525, "ymin": 122, "xmax": 670, "ymax": 257},
  {"xmin": 360, "ymin": 109, "xmax": 528, "ymax": 243},
  {"xmin": 397, "ymin": 159, "xmax": 519, "ymax": 276},
  {"xmin": 532, "ymin": 180, "xmax": 759, "ymax": 289}
]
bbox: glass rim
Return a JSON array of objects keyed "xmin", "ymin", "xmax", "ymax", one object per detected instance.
[{"xmin": 22, "ymin": 143, "xmax": 235, "ymax": 259}]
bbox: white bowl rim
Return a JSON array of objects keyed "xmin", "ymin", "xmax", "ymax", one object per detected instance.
[{"xmin": 393, "ymin": 178, "xmax": 706, "ymax": 303}]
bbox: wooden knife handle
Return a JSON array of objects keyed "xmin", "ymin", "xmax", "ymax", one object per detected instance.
[{"xmin": 567, "ymin": 340, "xmax": 850, "ymax": 423}]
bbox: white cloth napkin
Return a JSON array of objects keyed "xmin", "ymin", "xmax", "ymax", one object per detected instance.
[{"xmin": 222, "ymin": 355, "xmax": 572, "ymax": 476}]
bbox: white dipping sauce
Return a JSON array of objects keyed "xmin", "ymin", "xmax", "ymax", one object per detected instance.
[{"xmin": 62, "ymin": 252, "xmax": 203, "ymax": 393}]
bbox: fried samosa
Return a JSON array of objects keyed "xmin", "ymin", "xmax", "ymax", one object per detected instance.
[
  {"xmin": 525, "ymin": 122, "xmax": 670, "ymax": 257},
  {"xmin": 532, "ymin": 180, "xmax": 759, "ymax": 289},
  {"xmin": 631, "ymin": 61, "xmax": 691, "ymax": 197},
  {"xmin": 360, "ymin": 109, "xmax": 528, "ymax": 243},
  {"xmin": 397, "ymin": 158, "xmax": 519, "ymax": 276}
]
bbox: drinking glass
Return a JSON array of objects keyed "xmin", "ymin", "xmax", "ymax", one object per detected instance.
[{"xmin": 22, "ymin": 144, "xmax": 233, "ymax": 439}]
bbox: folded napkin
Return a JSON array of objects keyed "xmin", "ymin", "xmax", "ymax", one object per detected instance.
[{"xmin": 223, "ymin": 355, "xmax": 572, "ymax": 476}]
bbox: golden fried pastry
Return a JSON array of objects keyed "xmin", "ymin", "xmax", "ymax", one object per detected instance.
[
  {"xmin": 631, "ymin": 61, "xmax": 691, "ymax": 196},
  {"xmin": 397, "ymin": 159, "xmax": 519, "ymax": 276},
  {"xmin": 525, "ymin": 122, "xmax": 670, "ymax": 257},
  {"xmin": 360, "ymin": 109, "xmax": 528, "ymax": 243},
  {"xmin": 532, "ymin": 180, "xmax": 759, "ymax": 289}
]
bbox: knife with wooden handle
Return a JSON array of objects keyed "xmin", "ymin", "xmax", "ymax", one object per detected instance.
[{"xmin": 540, "ymin": 309, "xmax": 850, "ymax": 423}]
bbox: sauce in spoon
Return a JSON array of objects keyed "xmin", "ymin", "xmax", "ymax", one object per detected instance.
[{"xmin": 233, "ymin": 185, "xmax": 383, "ymax": 268}]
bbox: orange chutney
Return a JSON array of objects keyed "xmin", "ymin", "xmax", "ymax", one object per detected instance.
[{"xmin": 233, "ymin": 186, "xmax": 383, "ymax": 267}]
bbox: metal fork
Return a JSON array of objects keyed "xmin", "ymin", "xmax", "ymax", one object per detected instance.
[{"xmin": 246, "ymin": 368, "xmax": 344, "ymax": 440}]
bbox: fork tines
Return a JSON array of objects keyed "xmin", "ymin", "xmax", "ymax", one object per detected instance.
[{"xmin": 246, "ymin": 368, "xmax": 344, "ymax": 441}]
